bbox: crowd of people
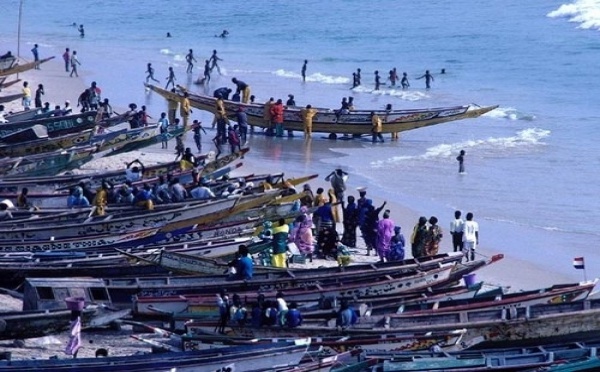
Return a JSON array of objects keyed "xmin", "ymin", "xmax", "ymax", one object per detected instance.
[{"xmin": 351, "ymin": 66, "xmax": 441, "ymax": 90}]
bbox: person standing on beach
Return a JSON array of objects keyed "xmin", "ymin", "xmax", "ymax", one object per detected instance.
[
  {"xmin": 145, "ymin": 63, "xmax": 159, "ymax": 83},
  {"xmin": 180, "ymin": 92, "xmax": 191, "ymax": 128},
  {"xmin": 62, "ymin": 48, "xmax": 70, "ymax": 72},
  {"xmin": 34, "ymin": 84, "xmax": 44, "ymax": 108},
  {"xmin": 371, "ymin": 111, "xmax": 384, "ymax": 143},
  {"xmin": 325, "ymin": 168, "xmax": 348, "ymax": 202},
  {"xmin": 462, "ymin": 212, "xmax": 479, "ymax": 262},
  {"xmin": 401, "ymin": 72, "xmax": 410, "ymax": 89},
  {"xmin": 410, "ymin": 216, "xmax": 428, "ymax": 258},
  {"xmin": 450, "ymin": 210, "xmax": 464, "ymax": 253},
  {"xmin": 301, "ymin": 104, "xmax": 317, "ymax": 138},
  {"xmin": 165, "ymin": 67, "xmax": 176, "ymax": 89},
  {"xmin": 209, "ymin": 50, "xmax": 223, "ymax": 75},
  {"xmin": 417, "ymin": 70, "xmax": 434, "ymax": 89},
  {"xmin": 158, "ymin": 112, "xmax": 170, "ymax": 149},
  {"xmin": 70, "ymin": 51, "xmax": 81, "ymax": 77},
  {"xmin": 21, "ymin": 82, "xmax": 31, "ymax": 109},
  {"xmin": 31, "ymin": 44, "xmax": 40, "ymax": 69},
  {"xmin": 301, "ymin": 60, "xmax": 307, "ymax": 82},
  {"xmin": 270, "ymin": 99, "xmax": 285, "ymax": 137},
  {"xmin": 185, "ymin": 49, "xmax": 197, "ymax": 74},
  {"xmin": 376, "ymin": 210, "xmax": 395, "ymax": 262},
  {"xmin": 457, "ymin": 150, "xmax": 466, "ymax": 173}
]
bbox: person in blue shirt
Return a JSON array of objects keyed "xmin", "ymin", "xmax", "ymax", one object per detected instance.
[
  {"xmin": 67, "ymin": 186, "xmax": 90, "ymax": 208},
  {"xmin": 336, "ymin": 299, "xmax": 357, "ymax": 329},
  {"xmin": 235, "ymin": 244, "xmax": 253, "ymax": 280},
  {"xmin": 286, "ymin": 302, "xmax": 303, "ymax": 328}
]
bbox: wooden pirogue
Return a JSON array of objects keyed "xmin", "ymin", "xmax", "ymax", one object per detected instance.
[{"xmin": 145, "ymin": 83, "xmax": 498, "ymax": 135}]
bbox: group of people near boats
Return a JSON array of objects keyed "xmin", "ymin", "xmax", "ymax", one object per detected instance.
[{"xmin": 351, "ymin": 67, "xmax": 439, "ymax": 90}]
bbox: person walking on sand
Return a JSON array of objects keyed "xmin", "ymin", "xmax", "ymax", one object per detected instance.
[
  {"xmin": 185, "ymin": 49, "xmax": 197, "ymax": 74},
  {"xmin": 209, "ymin": 50, "xmax": 223, "ymax": 75},
  {"xmin": 145, "ymin": 63, "xmax": 159, "ymax": 83},
  {"xmin": 462, "ymin": 212, "xmax": 479, "ymax": 262},
  {"xmin": 159, "ymin": 112, "xmax": 170, "ymax": 149},
  {"xmin": 165, "ymin": 67, "xmax": 176, "ymax": 89},
  {"xmin": 417, "ymin": 70, "xmax": 434, "ymax": 89},
  {"xmin": 401, "ymin": 72, "xmax": 410, "ymax": 89},
  {"xmin": 410, "ymin": 216, "xmax": 428, "ymax": 258},
  {"xmin": 31, "ymin": 44, "xmax": 40, "ymax": 69},
  {"xmin": 301, "ymin": 60, "xmax": 307, "ymax": 82},
  {"xmin": 457, "ymin": 150, "xmax": 466, "ymax": 173},
  {"xmin": 450, "ymin": 210, "xmax": 464, "ymax": 253},
  {"xmin": 70, "ymin": 51, "xmax": 81, "ymax": 77},
  {"xmin": 62, "ymin": 48, "xmax": 70, "ymax": 72}
]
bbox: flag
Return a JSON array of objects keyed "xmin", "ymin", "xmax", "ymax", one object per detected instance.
[{"xmin": 573, "ymin": 257, "xmax": 585, "ymax": 270}]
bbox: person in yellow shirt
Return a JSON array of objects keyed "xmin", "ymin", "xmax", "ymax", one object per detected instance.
[
  {"xmin": 371, "ymin": 111, "xmax": 384, "ymax": 143},
  {"xmin": 301, "ymin": 104, "xmax": 317, "ymax": 138},
  {"xmin": 180, "ymin": 92, "xmax": 191, "ymax": 128},
  {"xmin": 93, "ymin": 181, "xmax": 111, "ymax": 216},
  {"xmin": 22, "ymin": 82, "xmax": 31, "ymax": 109},
  {"xmin": 167, "ymin": 90, "xmax": 179, "ymax": 124}
]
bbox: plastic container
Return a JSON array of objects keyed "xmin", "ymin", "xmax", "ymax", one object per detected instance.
[
  {"xmin": 65, "ymin": 297, "xmax": 85, "ymax": 311},
  {"xmin": 462, "ymin": 273, "xmax": 477, "ymax": 287}
]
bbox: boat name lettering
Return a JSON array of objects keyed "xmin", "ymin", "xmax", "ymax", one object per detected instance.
[{"xmin": 46, "ymin": 119, "xmax": 78, "ymax": 133}]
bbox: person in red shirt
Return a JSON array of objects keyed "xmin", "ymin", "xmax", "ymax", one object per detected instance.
[{"xmin": 270, "ymin": 99, "xmax": 285, "ymax": 137}]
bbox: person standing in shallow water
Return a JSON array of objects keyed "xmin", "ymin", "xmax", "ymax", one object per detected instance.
[
  {"xmin": 417, "ymin": 70, "xmax": 434, "ymax": 89},
  {"xmin": 457, "ymin": 150, "xmax": 465, "ymax": 173},
  {"xmin": 165, "ymin": 67, "xmax": 176, "ymax": 89},
  {"xmin": 185, "ymin": 49, "xmax": 197, "ymax": 74},
  {"xmin": 301, "ymin": 60, "xmax": 307, "ymax": 82}
]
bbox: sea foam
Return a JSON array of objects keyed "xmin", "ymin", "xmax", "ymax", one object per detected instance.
[
  {"xmin": 547, "ymin": 0, "xmax": 600, "ymax": 30},
  {"xmin": 484, "ymin": 106, "xmax": 536, "ymax": 121},
  {"xmin": 371, "ymin": 128, "xmax": 551, "ymax": 167},
  {"xmin": 273, "ymin": 69, "xmax": 349, "ymax": 84}
]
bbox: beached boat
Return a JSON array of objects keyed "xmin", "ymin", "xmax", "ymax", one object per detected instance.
[
  {"xmin": 0, "ymin": 339, "xmax": 310, "ymax": 372},
  {"xmin": 0, "ymin": 306, "xmax": 130, "ymax": 341},
  {"xmin": 2, "ymin": 145, "xmax": 97, "ymax": 177},
  {"xmin": 0, "ymin": 129, "xmax": 93, "ymax": 157},
  {"xmin": 96, "ymin": 124, "xmax": 189, "ymax": 156},
  {"xmin": 0, "ymin": 78, "xmax": 21, "ymax": 90},
  {"xmin": 0, "ymin": 56, "xmax": 17, "ymax": 72},
  {"xmin": 23, "ymin": 260, "xmax": 456, "ymax": 310},
  {"xmin": 0, "ymin": 111, "xmax": 97, "ymax": 138},
  {"xmin": 0, "ymin": 93, "xmax": 24, "ymax": 105},
  {"xmin": 145, "ymin": 83, "xmax": 498, "ymax": 135},
  {"xmin": 2, "ymin": 107, "xmax": 52, "ymax": 123},
  {"xmin": 0, "ymin": 56, "xmax": 54, "ymax": 77}
]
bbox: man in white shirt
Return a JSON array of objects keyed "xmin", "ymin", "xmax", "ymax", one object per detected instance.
[
  {"xmin": 462, "ymin": 212, "xmax": 479, "ymax": 262},
  {"xmin": 124, "ymin": 159, "xmax": 144, "ymax": 182},
  {"xmin": 190, "ymin": 182, "xmax": 215, "ymax": 200},
  {"xmin": 449, "ymin": 210, "xmax": 464, "ymax": 253}
]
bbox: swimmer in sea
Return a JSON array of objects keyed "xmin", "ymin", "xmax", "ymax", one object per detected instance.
[
  {"xmin": 417, "ymin": 70, "xmax": 434, "ymax": 89},
  {"xmin": 78, "ymin": 24, "xmax": 85, "ymax": 38},
  {"xmin": 401, "ymin": 72, "xmax": 410, "ymax": 89}
]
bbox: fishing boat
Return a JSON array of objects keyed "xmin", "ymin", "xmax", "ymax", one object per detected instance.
[
  {"xmin": 0, "ymin": 111, "xmax": 97, "ymax": 138},
  {"xmin": 0, "ymin": 129, "xmax": 94, "ymax": 157},
  {"xmin": 0, "ymin": 56, "xmax": 54, "ymax": 77},
  {"xmin": 0, "ymin": 56, "xmax": 17, "ymax": 72},
  {"xmin": 2, "ymin": 145, "xmax": 97, "ymax": 177},
  {"xmin": 95, "ymin": 124, "xmax": 188, "ymax": 156},
  {"xmin": 0, "ymin": 339, "xmax": 311, "ymax": 372},
  {"xmin": 145, "ymin": 83, "xmax": 498, "ymax": 136},
  {"xmin": 0, "ymin": 306, "xmax": 130, "ymax": 341}
]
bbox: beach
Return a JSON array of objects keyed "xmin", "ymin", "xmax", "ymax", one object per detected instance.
[{"xmin": 0, "ymin": 0, "xmax": 598, "ymax": 361}]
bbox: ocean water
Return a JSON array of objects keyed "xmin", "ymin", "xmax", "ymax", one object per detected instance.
[{"xmin": 1, "ymin": 0, "xmax": 600, "ymax": 280}]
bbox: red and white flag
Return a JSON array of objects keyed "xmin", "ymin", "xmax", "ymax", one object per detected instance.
[{"xmin": 573, "ymin": 257, "xmax": 585, "ymax": 270}]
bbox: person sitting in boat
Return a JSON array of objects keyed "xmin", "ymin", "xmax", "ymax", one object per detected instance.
[
  {"xmin": 262, "ymin": 300, "xmax": 278, "ymax": 326},
  {"xmin": 169, "ymin": 177, "xmax": 187, "ymax": 202},
  {"xmin": 336, "ymin": 299, "xmax": 357, "ymax": 329},
  {"xmin": 67, "ymin": 186, "xmax": 90, "ymax": 208},
  {"xmin": 180, "ymin": 148, "xmax": 196, "ymax": 170},
  {"xmin": 275, "ymin": 292, "xmax": 288, "ymax": 326},
  {"xmin": 16, "ymin": 187, "xmax": 33, "ymax": 209},
  {"xmin": 93, "ymin": 180, "xmax": 113, "ymax": 216},
  {"xmin": 213, "ymin": 87, "xmax": 232, "ymax": 100},
  {"xmin": 286, "ymin": 302, "xmax": 303, "ymax": 328},
  {"xmin": 190, "ymin": 180, "xmax": 215, "ymax": 200},
  {"xmin": 134, "ymin": 184, "xmax": 154, "ymax": 210},
  {"xmin": 0, "ymin": 200, "xmax": 14, "ymax": 221},
  {"xmin": 234, "ymin": 244, "xmax": 253, "ymax": 280},
  {"xmin": 63, "ymin": 100, "xmax": 73, "ymax": 115},
  {"xmin": 125, "ymin": 159, "xmax": 145, "ymax": 182},
  {"xmin": 229, "ymin": 294, "xmax": 247, "ymax": 326},
  {"xmin": 153, "ymin": 175, "xmax": 171, "ymax": 204},
  {"xmin": 116, "ymin": 182, "xmax": 135, "ymax": 204}
]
